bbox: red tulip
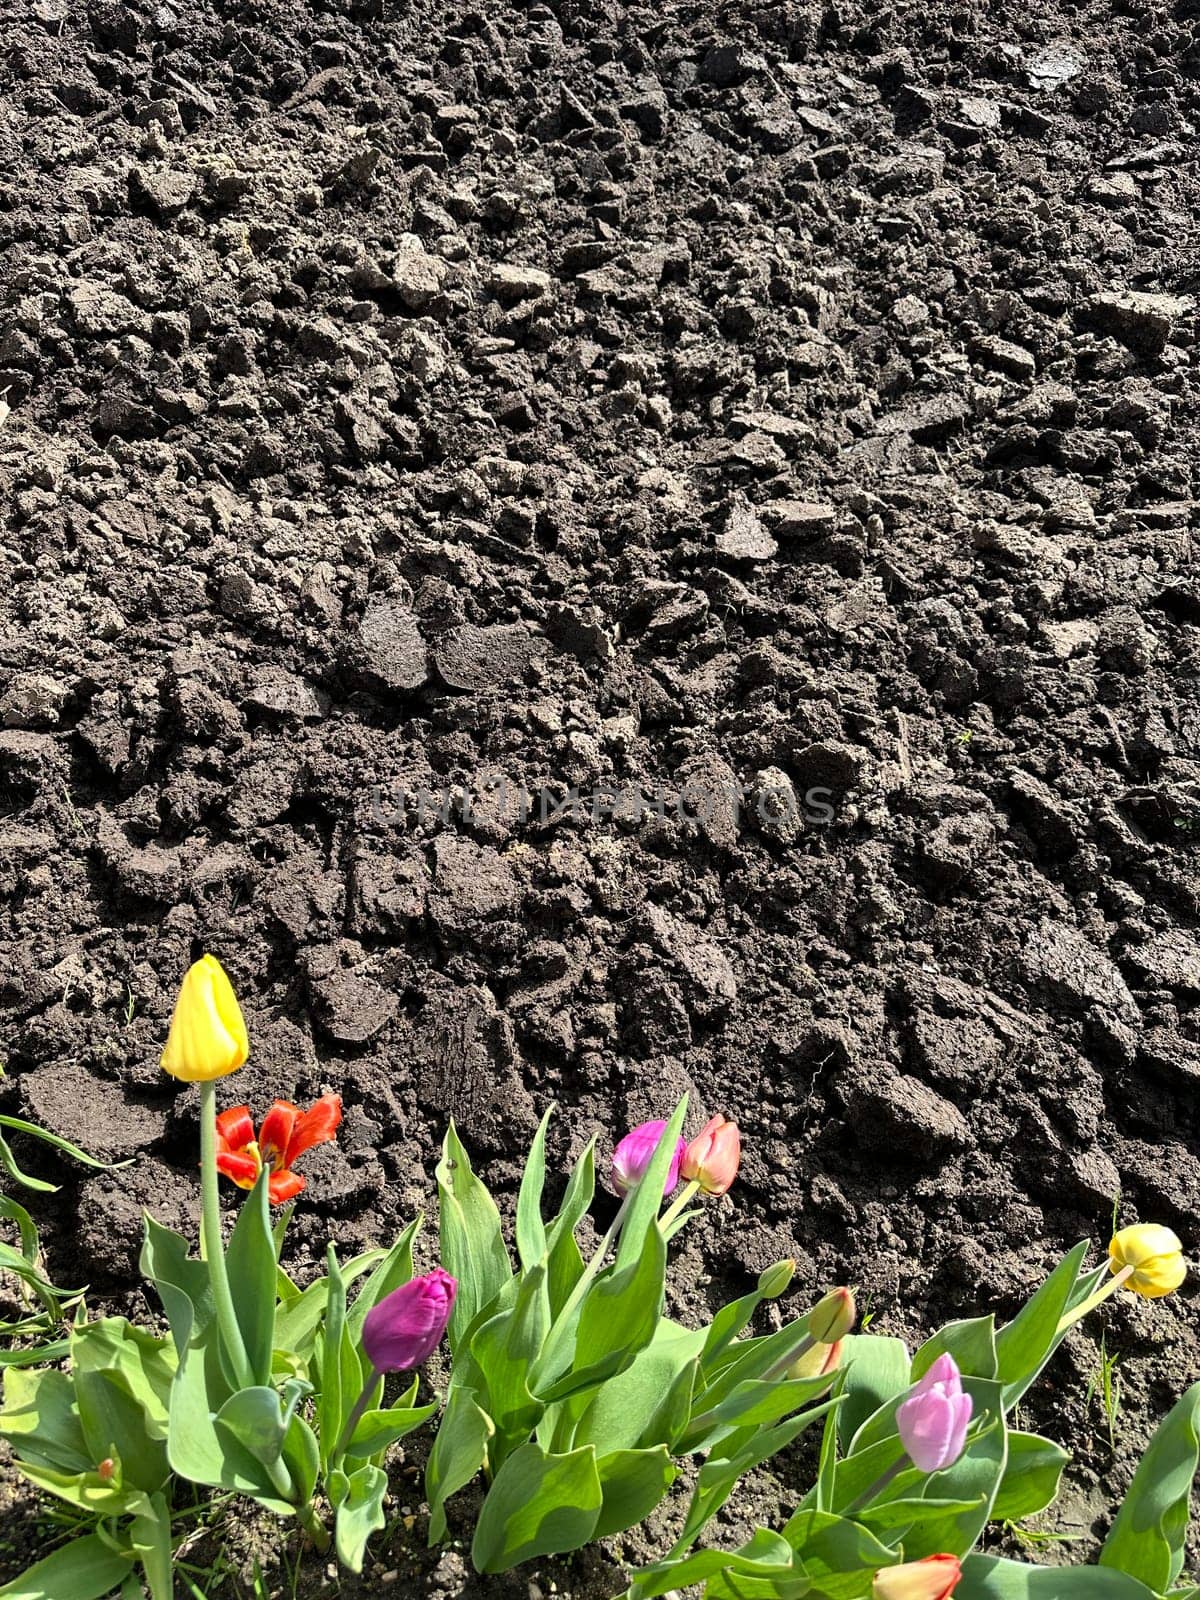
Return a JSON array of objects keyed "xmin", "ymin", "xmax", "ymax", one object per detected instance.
[
  {"xmin": 681, "ymin": 1114, "xmax": 741, "ymax": 1195},
  {"xmin": 215, "ymin": 1093, "xmax": 342, "ymax": 1205}
]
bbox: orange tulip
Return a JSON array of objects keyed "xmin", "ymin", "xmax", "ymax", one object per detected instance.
[
  {"xmin": 681, "ymin": 1114, "xmax": 741, "ymax": 1195},
  {"xmin": 873, "ymin": 1554, "xmax": 962, "ymax": 1600}
]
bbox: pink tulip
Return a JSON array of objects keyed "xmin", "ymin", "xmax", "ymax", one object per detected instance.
[
  {"xmin": 896, "ymin": 1354, "xmax": 972, "ymax": 1473},
  {"xmin": 681, "ymin": 1114, "xmax": 741, "ymax": 1195},
  {"xmin": 362, "ymin": 1268, "xmax": 457, "ymax": 1373},
  {"xmin": 611, "ymin": 1119, "xmax": 686, "ymax": 1196}
]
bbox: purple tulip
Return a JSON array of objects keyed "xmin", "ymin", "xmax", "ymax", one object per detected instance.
[
  {"xmin": 362, "ymin": 1267, "xmax": 457, "ymax": 1373},
  {"xmin": 611, "ymin": 1119, "xmax": 686, "ymax": 1196},
  {"xmin": 896, "ymin": 1353, "xmax": 973, "ymax": 1473}
]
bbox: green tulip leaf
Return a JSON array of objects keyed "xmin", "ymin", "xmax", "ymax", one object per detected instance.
[
  {"xmin": 957, "ymin": 1555, "xmax": 1159, "ymax": 1598},
  {"xmin": 0, "ymin": 1365, "xmax": 90, "ymax": 1473},
  {"xmin": 1100, "ymin": 1379, "xmax": 1200, "ymax": 1593},
  {"xmin": 990, "ymin": 1431, "xmax": 1069, "ymax": 1522},
  {"xmin": 224, "ymin": 1169, "xmax": 276, "ymax": 1387},
  {"xmin": 426, "ymin": 1384, "xmax": 494, "ymax": 1544},
  {"xmin": 0, "ymin": 1531, "xmax": 134, "ymax": 1600},
  {"xmin": 836, "ymin": 1333, "xmax": 912, "ymax": 1451},
  {"xmin": 515, "ymin": 1107, "xmax": 553, "ymax": 1271},
  {"xmin": 129, "ymin": 1490, "xmax": 174, "ymax": 1600},
  {"xmin": 782, "ymin": 1508, "xmax": 899, "ymax": 1598},
  {"xmin": 594, "ymin": 1445, "xmax": 677, "ymax": 1539},
  {"xmin": 317, "ymin": 1246, "xmax": 363, "ymax": 1473},
  {"xmin": 536, "ymin": 1212, "xmax": 667, "ymax": 1404},
  {"xmin": 677, "ymin": 1400, "xmax": 838, "ymax": 1552},
  {"xmin": 470, "ymin": 1261, "xmax": 550, "ymax": 1450},
  {"xmin": 912, "ymin": 1316, "xmax": 998, "ymax": 1383},
  {"xmin": 614, "ymin": 1096, "xmax": 688, "ymax": 1274},
  {"xmin": 332, "ymin": 1462, "xmax": 388, "ymax": 1573},
  {"xmin": 74, "ymin": 1369, "xmax": 169, "ymax": 1493},
  {"xmin": 140, "ymin": 1215, "xmax": 280, "ymax": 1501},
  {"xmin": 629, "ymin": 1533, "xmax": 802, "ymax": 1600},
  {"xmin": 544, "ymin": 1136, "xmax": 595, "ymax": 1317},
  {"xmin": 13, "ymin": 1458, "xmax": 148, "ymax": 1520},
  {"xmin": 437, "ymin": 1123, "xmax": 512, "ymax": 1351},
  {"xmin": 994, "ymin": 1241, "xmax": 1091, "ymax": 1409},
  {"xmin": 0, "ymin": 1337, "xmax": 71, "ymax": 1369},
  {"xmin": 345, "ymin": 1400, "xmax": 438, "ymax": 1461},
  {"xmin": 471, "ymin": 1440, "xmax": 602, "ymax": 1572},
  {"xmin": 573, "ymin": 1318, "xmax": 704, "ymax": 1455}
]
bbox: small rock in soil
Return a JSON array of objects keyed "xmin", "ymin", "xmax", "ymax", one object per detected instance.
[
  {"xmin": 433, "ymin": 624, "xmax": 538, "ymax": 693},
  {"xmin": 1021, "ymin": 920, "xmax": 1138, "ymax": 1019},
  {"xmin": 347, "ymin": 600, "xmax": 429, "ymax": 694},
  {"xmin": 716, "ymin": 498, "xmax": 777, "ymax": 562},
  {"xmin": 845, "ymin": 1072, "xmax": 973, "ymax": 1160}
]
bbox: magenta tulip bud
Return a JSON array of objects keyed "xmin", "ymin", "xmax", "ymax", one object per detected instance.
[
  {"xmin": 896, "ymin": 1354, "xmax": 972, "ymax": 1473},
  {"xmin": 611, "ymin": 1119, "xmax": 686, "ymax": 1196},
  {"xmin": 362, "ymin": 1267, "xmax": 457, "ymax": 1373}
]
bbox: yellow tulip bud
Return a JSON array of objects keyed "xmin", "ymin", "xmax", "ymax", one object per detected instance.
[
  {"xmin": 808, "ymin": 1286, "xmax": 857, "ymax": 1344},
  {"xmin": 1109, "ymin": 1224, "xmax": 1186, "ymax": 1299},
  {"xmin": 161, "ymin": 955, "xmax": 249, "ymax": 1082},
  {"xmin": 788, "ymin": 1337, "xmax": 843, "ymax": 1380}
]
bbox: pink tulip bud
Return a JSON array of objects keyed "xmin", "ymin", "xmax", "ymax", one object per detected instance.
[
  {"xmin": 611, "ymin": 1119, "xmax": 686, "ymax": 1196},
  {"xmin": 896, "ymin": 1353, "xmax": 972, "ymax": 1473},
  {"xmin": 873, "ymin": 1554, "xmax": 962, "ymax": 1600},
  {"xmin": 362, "ymin": 1267, "xmax": 457, "ymax": 1373},
  {"xmin": 681, "ymin": 1114, "xmax": 741, "ymax": 1195}
]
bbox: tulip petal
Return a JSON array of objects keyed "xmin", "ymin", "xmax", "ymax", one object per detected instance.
[
  {"xmin": 259, "ymin": 1101, "xmax": 300, "ymax": 1168},
  {"xmin": 899, "ymin": 1390, "xmax": 957, "ymax": 1473},
  {"xmin": 268, "ymin": 1170, "xmax": 306, "ymax": 1205},
  {"xmin": 216, "ymin": 1150, "xmax": 261, "ymax": 1190},
  {"xmin": 215, "ymin": 1105, "xmax": 255, "ymax": 1153},
  {"xmin": 161, "ymin": 955, "xmax": 249, "ymax": 1082},
  {"xmin": 284, "ymin": 1093, "xmax": 343, "ymax": 1166}
]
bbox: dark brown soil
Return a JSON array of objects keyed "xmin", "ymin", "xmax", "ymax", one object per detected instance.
[{"xmin": 1, "ymin": 0, "xmax": 1198, "ymax": 1593}]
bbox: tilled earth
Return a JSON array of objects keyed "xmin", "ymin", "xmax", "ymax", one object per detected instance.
[{"xmin": 1, "ymin": 0, "xmax": 1199, "ymax": 1593}]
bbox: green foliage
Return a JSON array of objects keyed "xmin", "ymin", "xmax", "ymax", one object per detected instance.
[
  {"xmin": 427, "ymin": 1100, "xmax": 847, "ymax": 1574},
  {"xmin": 1, "ymin": 1159, "xmax": 435, "ymax": 1592},
  {"xmin": 0, "ymin": 1194, "xmax": 85, "ymax": 1365},
  {"xmin": 5, "ymin": 1090, "xmax": 1200, "ymax": 1600},
  {"xmin": 631, "ymin": 1240, "xmax": 1200, "ymax": 1600},
  {"xmin": 1099, "ymin": 1381, "xmax": 1200, "ymax": 1594},
  {"xmin": 0, "ymin": 1114, "xmax": 124, "ymax": 1194}
]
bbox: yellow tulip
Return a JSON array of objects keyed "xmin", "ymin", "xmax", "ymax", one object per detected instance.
[
  {"xmin": 1109, "ymin": 1224, "xmax": 1186, "ymax": 1299},
  {"xmin": 161, "ymin": 955, "xmax": 249, "ymax": 1082}
]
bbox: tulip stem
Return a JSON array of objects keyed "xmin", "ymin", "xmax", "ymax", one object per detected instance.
[
  {"xmin": 296, "ymin": 1498, "xmax": 331, "ymax": 1553},
  {"xmin": 199, "ymin": 1083, "xmax": 316, "ymax": 1514},
  {"xmin": 1056, "ymin": 1263, "xmax": 1134, "ymax": 1335},
  {"xmin": 844, "ymin": 1456, "xmax": 905, "ymax": 1515},
  {"xmin": 333, "ymin": 1364, "xmax": 384, "ymax": 1465},
  {"xmin": 661, "ymin": 1179, "xmax": 701, "ymax": 1231},
  {"xmin": 198, "ymin": 1081, "xmax": 255, "ymax": 1392}
]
